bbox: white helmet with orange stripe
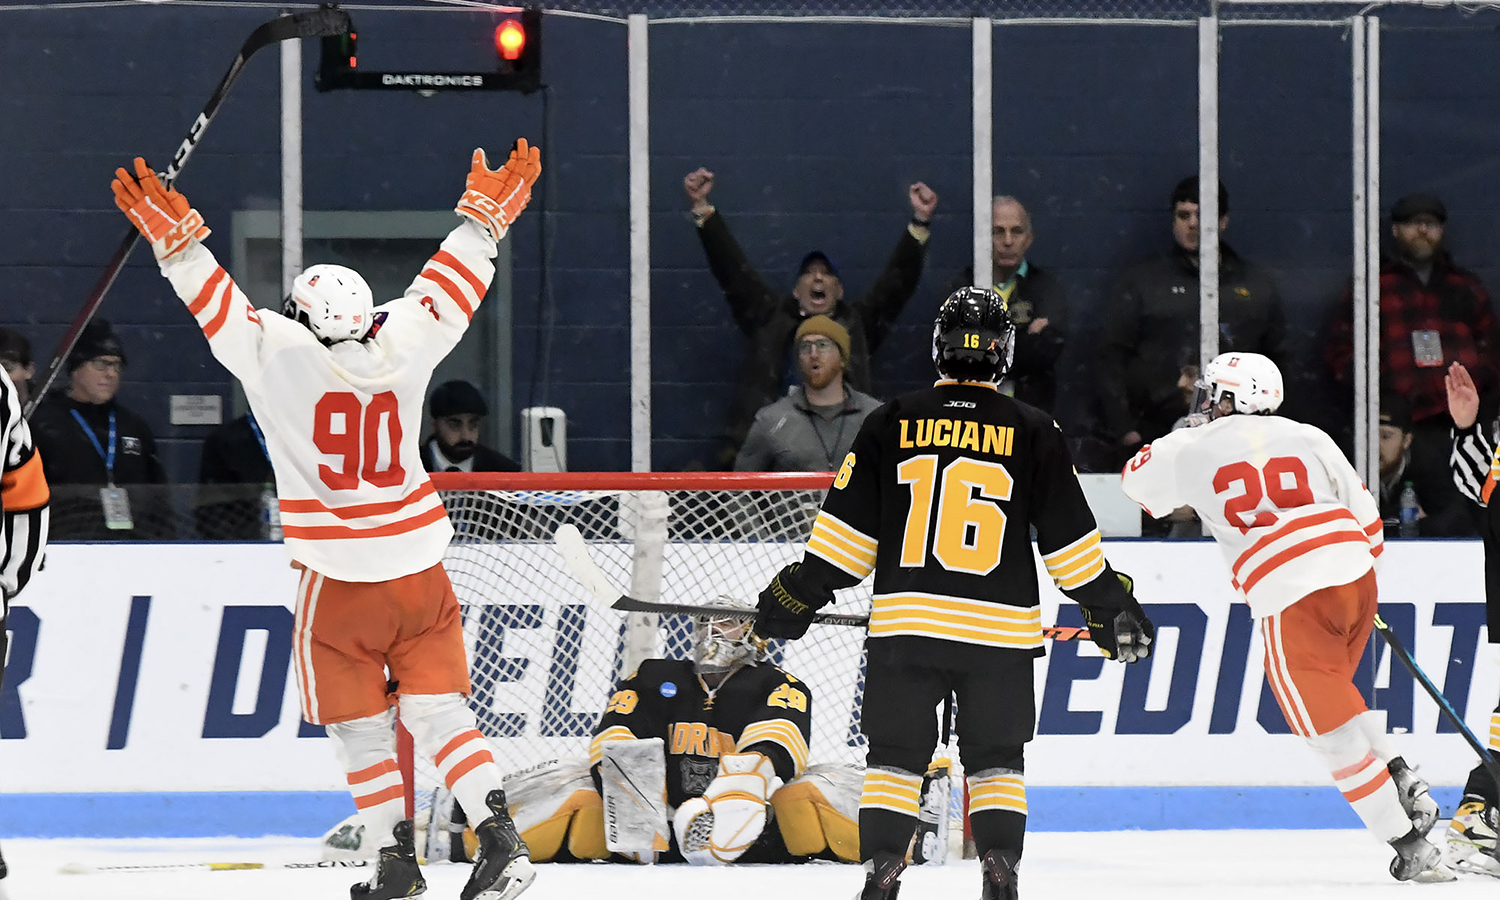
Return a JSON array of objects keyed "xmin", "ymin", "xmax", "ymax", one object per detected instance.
[
  {"xmin": 282, "ymin": 264, "xmax": 375, "ymax": 344},
  {"xmin": 1196, "ymin": 351, "xmax": 1284, "ymax": 418}
]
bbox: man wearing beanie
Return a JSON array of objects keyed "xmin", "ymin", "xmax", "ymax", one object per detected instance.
[
  {"xmin": 1330, "ymin": 192, "xmax": 1499, "ymax": 488},
  {"xmin": 29, "ymin": 318, "xmax": 167, "ymax": 539},
  {"xmin": 734, "ymin": 316, "xmax": 880, "ymax": 472},
  {"xmin": 420, "ymin": 380, "xmax": 520, "ymax": 473}
]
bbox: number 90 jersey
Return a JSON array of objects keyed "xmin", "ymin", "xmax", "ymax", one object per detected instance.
[
  {"xmin": 156, "ymin": 220, "xmax": 498, "ymax": 582},
  {"xmin": 1121, "ymin": 414, "xmax": 1383, "ymax": 618},
  {"xmin": 802, "ymin": 381, "xmax": 1129, "ymax": 661},
  {"xmin": 589, "ymin": 659, "xmax": 812, "ymax": 808}
]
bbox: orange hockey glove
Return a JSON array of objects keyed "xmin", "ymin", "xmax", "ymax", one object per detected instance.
[
  {"xmin": 111, "ymin": 157, "xmax": 210, "ymax": 260},
  {"xmin": 454, "ymin": 139, "xmax": 542, "ymax": 241}
]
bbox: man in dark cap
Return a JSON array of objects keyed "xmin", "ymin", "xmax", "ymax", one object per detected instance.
[
  {"xmin": 683, "ymin": 166, "xmax": 937, "ymax": 469},
  {"xmin": 420, "ymin": 380, "xmax": 520, "ymax": 473},
  {"xmin": 29, "ymin": 318, "xmax": 168, "ymax": 539},
  {"xmin": 1376, "ymin": 391, "xmax": 1476, "ymax": 537},
  {"xmin": 1329, "ymin": 192, "xmax": 1499, "ymax": 482},
  {"xmin": 1097, "ymin": 175, "xmax": 1287, "ymax": 469}
]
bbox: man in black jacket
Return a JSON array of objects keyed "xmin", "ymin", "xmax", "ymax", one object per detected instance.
[
  {"xmin": 945, "ymin": 196, "xmax": 1069, "ymax": 414},
  {"xmin": 420, "ymin": 380, "xmax": 520, "ymax": 474},
  {"xmin": 1097, "ymin": 176, "xmax": 1287, "ymax": 466},
  {"xmin": 29, "ymin": 318, "xmax": 170, "ymax": 539},
  {"xmin": 684, "ymin": 167, "xmax": 936, "ymax": 469}
]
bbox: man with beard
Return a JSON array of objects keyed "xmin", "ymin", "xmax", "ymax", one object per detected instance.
[
  {"xmin": 1329, "ymin": 193, "xmax": 1500, "ymax": 481},
  {"xmin": 734, "ymin": 316, "xmax": 880, "ymax": 473},
  {"xmin": 421, "ymin": 380, "xmax": 520, "ymax": 473}
]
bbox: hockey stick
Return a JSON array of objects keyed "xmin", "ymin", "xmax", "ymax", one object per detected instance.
[
  {"xmin": 60, "ymin": 858, "xmax": 370, "ymax": 874},
  {"xmin": 1374, "ymin": 614, "xmax": 1500, "ymax": 788},
  {"xmin": 23, "ymin": 5, "xmax": 353, "ymax": 419},
  {"xmin": 553, "ymin": 523, "xmax": 1090, "ymax": 640}
]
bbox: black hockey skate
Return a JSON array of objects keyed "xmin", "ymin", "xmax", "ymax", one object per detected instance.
[
  {"xmin": 981, "ymin": 849, "xmax": 1020, "ymax": 900},
  {"xmin": 1387, "ymin": 757, "xmax": 1439, "ymax": 836},
  {"xmin": 461, "ymin": 790, "xmax": 534, "ymax": 900},
  {"xmin": 1389, "ymin": 827, "xmax": 1454, "ymax": 883},
  {"xmin": 855, "ymin": 853, "xmax": 907, "ymax": 900},
  {"xmin": 350, "ymin": 819, "xmax": 425, "ymax": 900}
]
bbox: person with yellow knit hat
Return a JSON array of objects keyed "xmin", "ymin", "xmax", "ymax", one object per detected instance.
[{"xmin": 734, "ymin": 316, "xmax": 880, "ymax": 472}]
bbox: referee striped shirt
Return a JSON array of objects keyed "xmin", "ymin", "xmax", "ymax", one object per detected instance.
[
  {"xmin": 1, "ymin": 365, "xmax": 49, "ymax": 606},
  {"xmin": 1451, "ymin": 422, "xmax": 1496, "ymax": 506}
]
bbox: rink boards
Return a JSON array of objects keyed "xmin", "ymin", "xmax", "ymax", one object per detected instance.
[{"xmin": 1, "ymin": 540, "xmax": 1496, "ymax": 836}]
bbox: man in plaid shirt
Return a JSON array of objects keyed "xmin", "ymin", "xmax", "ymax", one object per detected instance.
[{"xmin": 1329, "ymin": 192, "xmax": 1500, "ymax": 481}]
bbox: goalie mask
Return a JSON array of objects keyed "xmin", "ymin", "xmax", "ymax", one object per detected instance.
[
  {"xmin": 1192, "ymin": 351, "xmax": 1284, "ymax": 419},
  {"xmin": 283, "ymin": 264, "xmax": 375, "ymax": 344},
  {"xmin": 932, "ymin": 286, "xmax": 1015, "ymax": 384},
  {"xmin": 692, "ymin": 604, "xmax": 764, "ymax": 675}
]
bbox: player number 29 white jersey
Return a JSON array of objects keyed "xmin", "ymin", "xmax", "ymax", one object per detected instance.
[
  {"xmin": 156, "ymin": 220, "xmax": 498, "ymax": 582},
  {"xmin": 1120, "ymin": 414, "xmax": 1383, "ymax": 617}
]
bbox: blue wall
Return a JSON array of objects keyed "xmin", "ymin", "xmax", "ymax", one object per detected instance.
[{"xmin": 6, "ymin": 8, "xmax": 1500, "ymax": 475}]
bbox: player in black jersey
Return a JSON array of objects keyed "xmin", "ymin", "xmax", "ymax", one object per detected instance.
[
  {"xmin": 499, "ymin": 604, "xmax": 860, "ymax": 866},
  {"xmin": 756, "ymin": 287, "xmax": 1154, "ymax": 900}
]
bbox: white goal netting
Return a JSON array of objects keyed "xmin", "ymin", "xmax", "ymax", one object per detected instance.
[{"xmin": 409, "ymin": 472, "xmax": 874, "ymax": 813}]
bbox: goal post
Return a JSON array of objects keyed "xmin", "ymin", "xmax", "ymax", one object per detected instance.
[{"xmin": 408, "ymin": 470, "xmax": 877, "ymax": 816}]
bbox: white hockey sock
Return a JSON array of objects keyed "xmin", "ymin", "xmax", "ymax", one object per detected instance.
[
  {"xmin": 1307, "ymin": 718, "xmax": 1410, "ymax": 842},
  {"xmin": 326, "ymin": 709, "xmax": 405, "ymax": 849},
  {"xmin": 399, "ymin": 693, "xmax": 506, "ymax": 825},
  {"xmin": 1353, "ymin": 710, "xmax": 1399, "ymax": 764}
]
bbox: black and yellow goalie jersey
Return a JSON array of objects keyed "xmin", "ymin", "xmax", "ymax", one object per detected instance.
[
  {"xmin": 800, "ymin": 381, "xmax": 1130, "ymax": 660},
  {"xmin": 588, "ymin": 658, "xmax": 813, "ymax": 807}
]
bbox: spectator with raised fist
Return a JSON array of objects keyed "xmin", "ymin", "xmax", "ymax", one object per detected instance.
[{"xmin": 685, "ymin": 166, "xmax": 935, "ymax": 469}]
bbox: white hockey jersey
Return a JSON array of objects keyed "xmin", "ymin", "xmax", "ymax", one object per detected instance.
[
  {"xmin": 158, "ymin": 220, "xmax": 498, "ymax": 582},
  {"xmin": 1120, "ymin": 414, "xmax": 1383, "ymax": 617}
]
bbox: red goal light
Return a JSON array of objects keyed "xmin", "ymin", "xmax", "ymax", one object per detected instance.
[{"xmin": 495, "ymin": 18, "xmax": 526, "ymax": 61}]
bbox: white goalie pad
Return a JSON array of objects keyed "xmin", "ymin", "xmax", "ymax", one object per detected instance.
[
  {"xmin": 502, "ymin": 758, "xmax": 596, "ymax": 835},
  {"xmin": 912, "ymin": 758, "xmax": 953, "ymax": 866},
  {"xmin": 600, "ymin": 738, "xmax": 670, "ymax": 858}
]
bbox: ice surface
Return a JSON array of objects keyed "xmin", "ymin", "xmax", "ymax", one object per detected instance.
[{"xmin": 5, "ymin": 829, "xmax": 1494, "ymax": 899}]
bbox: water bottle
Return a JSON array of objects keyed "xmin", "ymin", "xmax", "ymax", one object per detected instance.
[
  {"xmin": 1398, "ymin": 481, "xmax": 1419, "ymax": 538},
  {"xmin": 261, "ymin": 482, "xmax": 283, "ymax": 541}
]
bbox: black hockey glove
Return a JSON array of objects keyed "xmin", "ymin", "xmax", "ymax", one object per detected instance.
[
  {"xmin": 755, "ymin": 563, "xmax": 823, "ymax": 642},
  {"xmin": 1080, "ymin": 570, "xmax": 1155, "ymax": 663}
]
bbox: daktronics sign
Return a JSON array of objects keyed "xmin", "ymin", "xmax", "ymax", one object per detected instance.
[
  {"xmin": 3, "ymin": 543, "xmax": 1496, "ymax": 793},
  {"xmin": 379, "ymin": 73, "xmax": 486, "ymax": 88}
]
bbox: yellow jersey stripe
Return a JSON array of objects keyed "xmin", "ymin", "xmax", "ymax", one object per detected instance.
[
  {"xmin": 969, "ymin": 774, "xmax": 1027, "ymax": 813},
  {"xmin": 869, "ymin": 593, "xmax": 1042, "ymax": 648},
  {"xmin": 1052, "ymin": 554, "xmax": 1105, "ymax": 590},
  {"xmin": 860, "ymin": 770, "xmax": 922, "ymax": 815},
  {"xmin": 738, "ymin": 720, "xmax": 809, "ymax": 773},
  {"xmin": 1041, "ymin": 530, "xmax": 1101, "ymax": 565},
  {"xmin": 808, "ymin": 533, "xmax": 877, "ymax": 580},
  {"xmin": 587, "ymin": 725, "xmax": 636, "ymax": 765},
  {"xmin": 815, "ymin": 512, "xmax": 877, "ymax": 553}
]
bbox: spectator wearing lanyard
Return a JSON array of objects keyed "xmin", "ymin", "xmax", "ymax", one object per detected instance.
[
  {"xmin": 734, "ymin": 316, "xmax": 881, "ymax": 473},
  {"xmin": 29, "ymin": 319, "xmax": 167, "ymax": 539},
  {"xmin": 196, "ymin": 410, "xmax": 278, "ymax": 540}
]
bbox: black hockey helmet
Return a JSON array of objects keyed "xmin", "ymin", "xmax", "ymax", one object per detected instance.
[{"xmin": 931, "ymin": 286, "xmax": 1015, "ymax": 384}]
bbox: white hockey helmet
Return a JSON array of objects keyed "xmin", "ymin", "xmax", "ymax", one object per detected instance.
[
  {"xmin": 692, "ymin": 600, "xmax": 765, "ymax": 675},
  {"xmin": 1196, "ymin": 351, "xmax": 1284, "ymax": 417},
  {"xmin": 283, "ymin": 264, "xmax": 375, "ymax": 343}
]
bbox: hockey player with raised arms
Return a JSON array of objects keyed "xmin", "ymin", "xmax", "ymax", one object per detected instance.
[
  {"xmin": 499, "ymin": 604, "xmax": 861, "ymax": 866},
  {"xmin": 756, "ymin": 287, "xmax": 1155, "ymax": 900},
  {"xmin": 111, "ymin": 144, "xmax": 541, "ymax": 900},
  {"xmin": 1121, "ymin": 352, "xmax": 1450, "ymax": 883}
]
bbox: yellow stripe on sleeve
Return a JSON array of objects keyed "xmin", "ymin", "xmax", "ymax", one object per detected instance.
[
  {"xmin": 588, "ymin": 725, "xmax": 637, "ymax": 766},
  {"xmin": 737, "ymin": 719, "xmax": 809, "ymax": 775},
  {"xmin": 807, "ymin": 512, "xmax": 878, "ymax": 579}
]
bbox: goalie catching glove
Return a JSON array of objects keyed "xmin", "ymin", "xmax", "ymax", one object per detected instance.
[
  {"xmin": 455, "ymin": 140, "xmax": 542, "ymax": 241},
  {"xmin": 1079, "ymin": 570, "xmax": 1155, "ymax": 663},
  {"xmin": 672, "ymin": 751, "xmax": 783, "ymax": 865},
  {"xmin": 111, "ymin": 157, "xmax": 210, "ymax": 260},
  {"xmin": 755, "ymin": 563, "xmax": 829, "ymax": 641}
]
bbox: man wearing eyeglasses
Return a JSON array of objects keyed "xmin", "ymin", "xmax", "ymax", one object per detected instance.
[
  {"xmin": 29, "ymin": 318, "xmax": 167, "ymax": 539},
  {"xmin": 1330, "ymin": 193, "xmax": 1499, "ymax": 489},
  {"xmin": 734, "ymin": 316, "xmax": 880, "ymax": 473},
  {"xmin": 1096, "ymin": 176, "xmax": 1288, "ymax": 470}
]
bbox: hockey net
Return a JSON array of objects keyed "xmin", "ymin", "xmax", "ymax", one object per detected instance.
[{"xmin": 408, "ymin": 471, "xmax": 875, "ymax": 817}]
